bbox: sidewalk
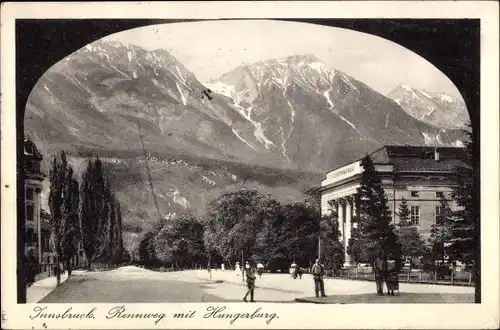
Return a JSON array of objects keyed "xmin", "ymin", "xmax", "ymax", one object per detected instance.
[
  {"xmin": 26, "ymin": 273, "xmax": 69, "ymax": 303},
  {"xmin": 296, "ymin": 292, "xmax": 474, "ymax": 304}
]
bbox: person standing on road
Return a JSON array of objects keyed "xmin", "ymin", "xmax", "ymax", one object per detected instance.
[
  {"xmin": 221, "ymin": 263, "xmax": 225, "ymax": 272},
  {"xmin": 385, "ymin": 259, "xmax": 399, "ymax": 296},
  {"xmin": 290, "ymin": 261, "xmax": 298, "ymax": 279},
  {"xmin": 311, "ymin": 259, "xmax": 326, "ymax": 297},
  {"xmin": 243, "ymin": 264, "xmax": 257, "ymax": 302},
  {"xmin": 297, "ymin": 266, "xmax": 304, "ymax": 279},
  {"xmin": 257, "ymin": 262, "xmax": 264, "ymax": 278},
  {"xmin": 235, "ymin": 262, "xmax": 241, "ymax": 276}
]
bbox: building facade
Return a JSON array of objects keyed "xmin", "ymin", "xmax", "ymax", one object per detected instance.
[
  {"xmin": 24, "ymin": 136, "xmax": 50, "ymax": 263},
  {"xmin": 320, "ymin": 145, "xmax": 465, "ymax": 267}
]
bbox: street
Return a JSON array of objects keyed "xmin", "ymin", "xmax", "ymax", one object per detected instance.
[
  {"xmin": 39, "ymin": 266, "xmax": 474, "ymax": 303},
  {"xmin": 39, "ymin": 266, "xmax": 297, "ymax": 303}
]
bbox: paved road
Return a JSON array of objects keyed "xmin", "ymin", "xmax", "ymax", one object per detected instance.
[
  {"xmin": 40, "ymin": 266, "xmax": 297, "ymax": 303},
  {"xmin": 39, "ymin": 266, "xmax": 474, "ymax": 303}
]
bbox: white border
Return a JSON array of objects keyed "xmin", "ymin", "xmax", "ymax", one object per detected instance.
[{"xmin": 1, "ymin": 1, "xmax": 499, "ymax": 329}]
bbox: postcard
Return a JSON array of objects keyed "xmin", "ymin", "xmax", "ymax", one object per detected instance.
[{"xmin": 1, "ymin": 1, "xmax": 499, "ymax": 329}]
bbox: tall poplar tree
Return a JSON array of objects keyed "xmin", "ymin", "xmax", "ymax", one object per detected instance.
[
  {"xmin": 80, "ymin": 157, "xmax": 107, "ymax": 269},
  {"xmin": 60, "ymin": 167, "xmax": 80, "ymax": 277},
  {"xmin": 49, "ymin": 151, "xmax": 81, "ymax": 283},
  {"xmin": 115, "ymin": 200, "xmax": 124, "ymax": 264},
  {"xmin": 48, "ymin": 151, "xmax": 67, "ymax": 285}
]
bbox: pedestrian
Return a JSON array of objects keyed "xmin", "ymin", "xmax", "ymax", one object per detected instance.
[
  {"xmin": 221, "ymin": 263, "xmax": 225, "ymax": 272},
  {"xmin": 235, "ymin": 262, "xmax": 240, "ymax": 276},
  {"xmin": 385, "ymin": 259, "xmax": 399, "ymax": 296},
  {"xmin": 257, "ymin": 262, "xmax": 264, "ymax": 278},
  {"xmin": 243, "ymin": 265, "xmax": 257, "ymax": 302},
  {"xmin": 311, "ymin": 258, "xmax": 326, "ymax": 297},
  {"xmin": 373, "ymin": 252, "xmax": 387, "ymax": 296},
  {"xmin": 290, "ymin": 261, "xmax": 298, "ymax": 279},
  {"xmin": 297, "ymin": 266, "xmax": 303, "ymax": 279}
]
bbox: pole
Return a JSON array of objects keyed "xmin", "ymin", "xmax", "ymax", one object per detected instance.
[
  {"xmin": 318, "ymin": 235, "xmax": 321, "ymax": 260},
  {"xmin": 241, "ymin": 250, "xmax": 244, "ymax": 282},
  {"xmin": 208, "ymin": 254, "xmax": 212, "ymax": 279}
]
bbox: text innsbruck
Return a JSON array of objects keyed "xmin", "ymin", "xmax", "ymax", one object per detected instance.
[{"xmin": 28, "ymin": 305, "xmax": 279, "ymax": 325}]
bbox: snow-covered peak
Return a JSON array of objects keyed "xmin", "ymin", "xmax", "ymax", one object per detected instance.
[
  {"xmin": 388, "ymin": 84, "xmax": 469, "ymax": 129},
  {"xmin": 437, "ymin": 93, "xmax": 455, "ymax": 103}
]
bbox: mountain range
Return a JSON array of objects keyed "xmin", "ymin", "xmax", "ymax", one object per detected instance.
[
  {"xmin": 387, "ymin": 84, "xmax": 468, "ymax": 129},
  {"xmin": 25, "ymin": 39, "xmax": 469, "ymax": 252}
]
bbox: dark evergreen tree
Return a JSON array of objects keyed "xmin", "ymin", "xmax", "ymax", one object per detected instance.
[
  {"xmin": 348, "ymin": 156, "xmax": 401, "ymax": 267},
  {"xmin": 450, "ymin": 125, "xmax": 478, "ymax": 298},
  {"xmin": 396, "ymin": 198, "xmax": 426, "ymax": 268}
]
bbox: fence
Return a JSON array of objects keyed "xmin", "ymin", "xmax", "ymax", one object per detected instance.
[
  {"xmin": 323, "ymin": 267, "xmax": 473, "ymax": 286},
  {"xmin": 90, "ymin": 262, "xmax": 121, "ymax": 271}
]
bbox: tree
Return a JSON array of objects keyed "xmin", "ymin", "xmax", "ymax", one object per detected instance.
[
  {"xmin": 80, "ymin": 157, "xmax": 122, "ymax": 269},
  {"xmin": 93, "ymin": 178, "xmax": 113, "ymax": 263},
  {"xmin": 203, "ymin": 189, "xmax": 281, "ymax": 264},
  {"xmin": 60, "ymin": 168, "xmax": 80, "ymax": 277},
  {"xmin": 320, "ymin": 212, "xmax": 345, "ymax": 272},
  {"xmin": 49, "ymin": 151, "xmax": 81, "ymax": 284},
  {"xmin": 138, "ymin": 230, "xmax": 159, "ymax": 269},
  {"xmin": 395, "ymin": 198, "xmax": 426, "ymax": 268},
  {"xmin": 153, "ymin": 214, "xmax": 206, "ymax": 268},
  {"xmin": 48, "ymin": 151, "xmax": 67, "ymax": 286},
  {"xmin": 450, "ymin": 125, "xmax": 478, "ymax": 301},
  {"xmin": 138, "ymin": 218, "xmax": 166, "ymax": 268},
  {"xmin": 348, "ymin": 156, "xmax": 402, "ymax": 267},
  {"xmin": 273, "ymin": 202, "xmax": 321, "ymax": 269},
  {"xmin": 424, "ymin": 196, "xmax": 454, "ymax": 276},
  {"xmin": 112, "ymin": 199, "xmax": 125, "ymax": 265}
]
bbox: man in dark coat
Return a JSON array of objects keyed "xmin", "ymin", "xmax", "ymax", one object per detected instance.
[
  {"xmin": 311, "ymin": 259, "xmax": 326, "ymax": 297},
  {"xmin": 243, "ymin": 265, "xmax": 257, "ymax": 302},
  {"xmin": 373, "ymin": 254, "xmax": 388, "ymax": 296}
]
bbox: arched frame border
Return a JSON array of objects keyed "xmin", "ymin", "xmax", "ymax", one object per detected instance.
[{"xmin": 14, "ymin": 18, "xmax": 480, "ymax": 303}]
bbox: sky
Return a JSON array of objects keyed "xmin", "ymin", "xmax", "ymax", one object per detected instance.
[{"xmin": 103, "ymin": 19, "xmax": 463, "ymax": 99}]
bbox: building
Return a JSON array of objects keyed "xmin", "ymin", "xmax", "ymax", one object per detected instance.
[
  {"xmin": 320, "ymin": 145, "xmax": 466, "ymax": 267},
  {"xmin": 24, "ymin": 136, "xmax": 87, "ymax": 267},
  {"xmin": 24, "ymin": 135, "xmax": 49, "ymax": 263}
]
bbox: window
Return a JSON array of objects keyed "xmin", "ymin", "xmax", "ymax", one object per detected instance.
[
  {"xmin": 26, "ymin": 204, "xmax": 34, "ymax": 222},
  {"xmin": 435, "ymin": 191, "xmax": 444, "ymax": 198},
  {"xmin": 410, "ymin": 206, "xmax": 420, "ymax": 226},
  {"xmin": 26, "ymin": 228, "xmax": 35, "ymax": 243},
  {"xmin": 26, "ymin": 187, "xmax": 34, "ymax": 201},
  {"xmin": 435, "ymin": 206, "xmax": 444, "ymax": 225},
  {"xmin": 410, "ymin": 191, "xmax": 419, "ymax": 198}
]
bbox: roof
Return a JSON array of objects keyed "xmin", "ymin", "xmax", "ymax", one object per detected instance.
[
  {"xmin": 24, "ymin": 135, "xmax": 43, "ymax": 160},
  {"xmin": 326, "ymin": 145, "xmax": 467, "ymax": 174},
  {"xmin": 383, "ymin": 146, "xmax": 466, "ymax": 172}
]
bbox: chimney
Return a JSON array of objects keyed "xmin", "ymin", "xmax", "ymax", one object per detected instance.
[{"xmin": 434, "ymin": 148, "xmax": 440, "ymax": 162}]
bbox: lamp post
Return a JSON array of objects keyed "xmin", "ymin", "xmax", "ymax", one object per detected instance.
[
  {"xmin": 208, "ymin": 254, "xmax": 212, "ymax": 279},
  {"xmin": 241, "ymin": 250, "xmax": 244, "ymax": 282}
]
